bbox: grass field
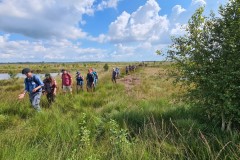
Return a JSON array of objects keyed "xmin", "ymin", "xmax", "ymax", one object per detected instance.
[{"xmin": 0, "ymin": 63, "xmax": 239, "ymax": 160}]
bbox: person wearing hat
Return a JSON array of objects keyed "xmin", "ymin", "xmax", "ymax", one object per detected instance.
[
  {"xmin": 61, "ymin": 69, "xmax": 72, "ymax": 94},
  {"xmin": 18, "ymin": 68, "xmax": 44, "ymax": 112},
  {"xmin": 43, "ymin": 73, "xmax": 57, "ymax": 105},
  {"xmin": 76, "ymin": 71, "xmax": 84, "ymax": 93}
]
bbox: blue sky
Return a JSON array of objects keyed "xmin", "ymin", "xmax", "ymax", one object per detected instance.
[{"xmin": 0, "ymin": 0, "xmax": 227, "ymax": 62}]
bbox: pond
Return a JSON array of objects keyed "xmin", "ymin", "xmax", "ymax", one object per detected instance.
[{"xmin": 0, "ymin": 73, "xmax": 60, "ymax": 80}]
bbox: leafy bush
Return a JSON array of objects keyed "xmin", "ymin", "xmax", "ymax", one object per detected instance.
[
  {"xmin": 103, "ymin": 63, "xmax": 109, "ymax": 71},
  {"xmin": 167, "ymin": 1, "xmax": 240, "ymax": 131}
]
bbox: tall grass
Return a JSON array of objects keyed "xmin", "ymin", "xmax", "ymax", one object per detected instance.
[{"xmin": 0, "ymin": 63, "xmax": 239, "ymax": 159}]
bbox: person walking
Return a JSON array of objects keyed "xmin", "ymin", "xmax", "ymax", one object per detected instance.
[
  {"xmin": 86, "ymin": 69, "xmax": 94, "ymax": 92},
  {"xmin": 125, "ymin": 66, "xmax": 129, "ymax": 75},
  {"xmin": 115, "ymin": 67, "xmax": 120, "ymax": 78},
  {"xmin": 18, "ymin": 68, "xmax": 44, "ymax": 112},
  {"xmin": 92, "ymin": 69, "xmax": 98, "ymax": 87},
  {"xmin": 43, "ymin": 73, "xmax": 57, "ymax": 105},
  {"xmin": 61, "ymin": 69, "xmax": 72, "ymax": 94},
  {"xmin": 112, "ymin": 68, "xmax": 117, "ymax": 83},
  {"xmin": 76, "ymin": 71, "xmax": 84, "ymax": 93}
]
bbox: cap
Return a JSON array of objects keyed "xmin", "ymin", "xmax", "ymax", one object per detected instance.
[
  {"xmin": 76, "ymin": 71, "xmax": 80, "ymax": 75},
  {"xmin": 22, "ymin": 68, "xmax": 31, "ymax": 74},
  {"xmin": 61, "ymin": 69, "xmax": 66, "ymax": 72}
]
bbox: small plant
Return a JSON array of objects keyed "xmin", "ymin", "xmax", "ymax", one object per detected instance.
[
  {"xmin": 103, "ymin": 63, "xmax": 109, "ymax": 71},
  {"xmin": 108, "ymin": 119, "xmax": 130, "ymax": 150},
  {"xmin": 79, "ymin": 113, "xmax": 91, "ymax": 147},
  {"xmin": 67, "ymin": 149, "xmax": 77, "ymax": 160}
]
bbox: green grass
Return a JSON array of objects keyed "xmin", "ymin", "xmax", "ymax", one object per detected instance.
[{"xmin": 0, "ymin": 63, "xmax": 239, "ymax": 159}]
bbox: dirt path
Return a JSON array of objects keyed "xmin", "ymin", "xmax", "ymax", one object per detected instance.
[{"xmin": 118, "ymin": 74, "xmax": 141, "ymax": 94}]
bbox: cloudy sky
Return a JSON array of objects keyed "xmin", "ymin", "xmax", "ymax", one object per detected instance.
[{"xmin": 0, "ymin": 0, "xmax": 227, "ymax": 62}]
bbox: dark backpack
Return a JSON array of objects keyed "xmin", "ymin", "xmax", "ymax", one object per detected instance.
[
  {"xmin": 87, "ymin": 73, "xmax": 94, "ymax": 82},
  {"xmin": 25, "ymin": 75, "xmax": 42, "ymax": 92},
  {"xmin": 43, "ymin": 79, "xmax": 53, "ymax": 93},
  {"xmin": 25, "ymin": 75, "xmax": 37, "ymax": 83}
]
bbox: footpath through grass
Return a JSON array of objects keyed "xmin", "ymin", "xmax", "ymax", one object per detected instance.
[{"xmin": 0, "ymin": 66, "xmax": 240, "ymax": 160}]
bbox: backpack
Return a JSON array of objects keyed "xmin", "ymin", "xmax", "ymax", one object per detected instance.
[
  {"xmin": 25, "ymin": 75, "xmax": 42, "ymax": 92},
  {"xmin": 92, "ymin": 71, "xmax": 98, "ymax": 79},
  {"xmin": 25, "ymin": 75, "xmax": 39, "ymax": 84},
  {"xmin": 87, "ymin": 73, "xmax": 94, "ymax": 82},
  {"xmin": 43, "ymin": 79, "xmax": 54, "ymax": 93}
]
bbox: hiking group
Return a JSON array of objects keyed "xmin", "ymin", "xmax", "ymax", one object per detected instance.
[
  {"xmin": 18, "ymin": 65, "xmax": 137, "ymax": 112},
  {"xmin": 18, "ymin": 68, "xmax": 98, "ymax": 112}
]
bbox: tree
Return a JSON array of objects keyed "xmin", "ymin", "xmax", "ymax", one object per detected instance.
[
  {"xmin": 155, "ymin": 50, "xmax": 163, "ymax": 55},
  {"xmin": 103, "ymin": 63, "xmax": 109, "ymax": 71},
  {"xmin": 167, "ymin": 0, "xmax": 240, "ymax": 131}
]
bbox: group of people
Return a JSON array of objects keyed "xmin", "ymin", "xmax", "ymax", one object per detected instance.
[
  {"xmin": 18, "ymin": 68, "xmax": 98, "ymax": 112},
  {"xmin": 18, "ymin": 66, "xmax": 138, "ymax": 112},
  {"xmin": 111, "ymin": 65, "xmax": 137, "ymax": 83},
  {"xmin": 125, "ymin": 65, "xmax": 136, "ymax": 75}
]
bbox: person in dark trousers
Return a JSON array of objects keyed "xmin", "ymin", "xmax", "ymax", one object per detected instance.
[
  {"xmin": 112, "ymin": 68, "xmax": 117, "ymax": 83},
  {"xmin": 43, "ymin": 73, "xmax": 57, "ymax": 106},
  {"xmin": 125, "ymin": 66, "xmax": 129, "ymax": 75},
  {"xmin": 18, "ymin": 68, "xmax": 44, "ymax": 112},
  {"xmin": 76, "ymin": 71, "xmax": 84, "ymax": 93},
  {"xmin": 86, "ymin": 69, "xmax": 94, "ymax": 92}
]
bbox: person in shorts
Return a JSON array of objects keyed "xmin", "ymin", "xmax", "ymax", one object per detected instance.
[{"xmin": 61, "ymin": 69, "xmax": 72, "ymax": 94}]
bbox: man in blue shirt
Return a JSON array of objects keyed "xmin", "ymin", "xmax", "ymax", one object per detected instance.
[{"xmin": 18, "ymin": 68, "xmax": 44, "ymax": 112}]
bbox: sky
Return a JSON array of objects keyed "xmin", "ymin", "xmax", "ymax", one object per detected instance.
[{"xmin": 0, "ymin": 0, "xmax": 227, "ymax": 62}]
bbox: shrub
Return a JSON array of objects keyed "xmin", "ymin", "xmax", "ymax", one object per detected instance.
[
  {"xmin": 167, "ymin": 1, "xmax": 240, "ymax": 131},
  {"xmin": 103, "ymin": 63, "xmax": 109, "ymax": 71}
]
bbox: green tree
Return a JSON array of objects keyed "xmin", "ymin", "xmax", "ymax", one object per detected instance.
[
  {"xmin": 167, "ymin": 0, "xmax": 240, "ymax": 131},
  {"xmin": 103, "ymin": 63, "xmax": 109, "ymax": 71}
]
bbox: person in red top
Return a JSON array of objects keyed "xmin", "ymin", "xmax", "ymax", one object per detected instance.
[{"xmin": 61, "ymin": 69, "xmax": 72, "ymax": 94}]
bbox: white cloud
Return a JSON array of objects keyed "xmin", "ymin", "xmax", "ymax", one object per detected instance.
[
  {"xmin": 109, "ymin": 42, "xmax": 166, "ymax": 61},
  {"xmin": 192, "ymin": 0, "xmax": 206, "ymax": 6},
  {"xmin": 97, "ymin": 0, "xmax": 120, "ymax": 11},
  {"xmin": 0, "ymin": 34, "xmax": 107, "ymax": 62},
  {"xmin": 108, "ymin": 0, "xmax": 169, "ymax": 43},
  {"xmin": 0, "ymin": 0, "xmax": 95, "ymax": 39},
  {"xmin": 0, "ymin": 0, "xmax": 228, "ymax": 62},
  {"xmin": 170, "ymin": 23, "xmax": 187, "ymax": 36},
  {"xmin": 172, "ymin": 5, "xmax": 186, "ymax": 16},
  {"xmin": 109, "ymin": 11, "xmax": 131, "ymax": 41}
]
